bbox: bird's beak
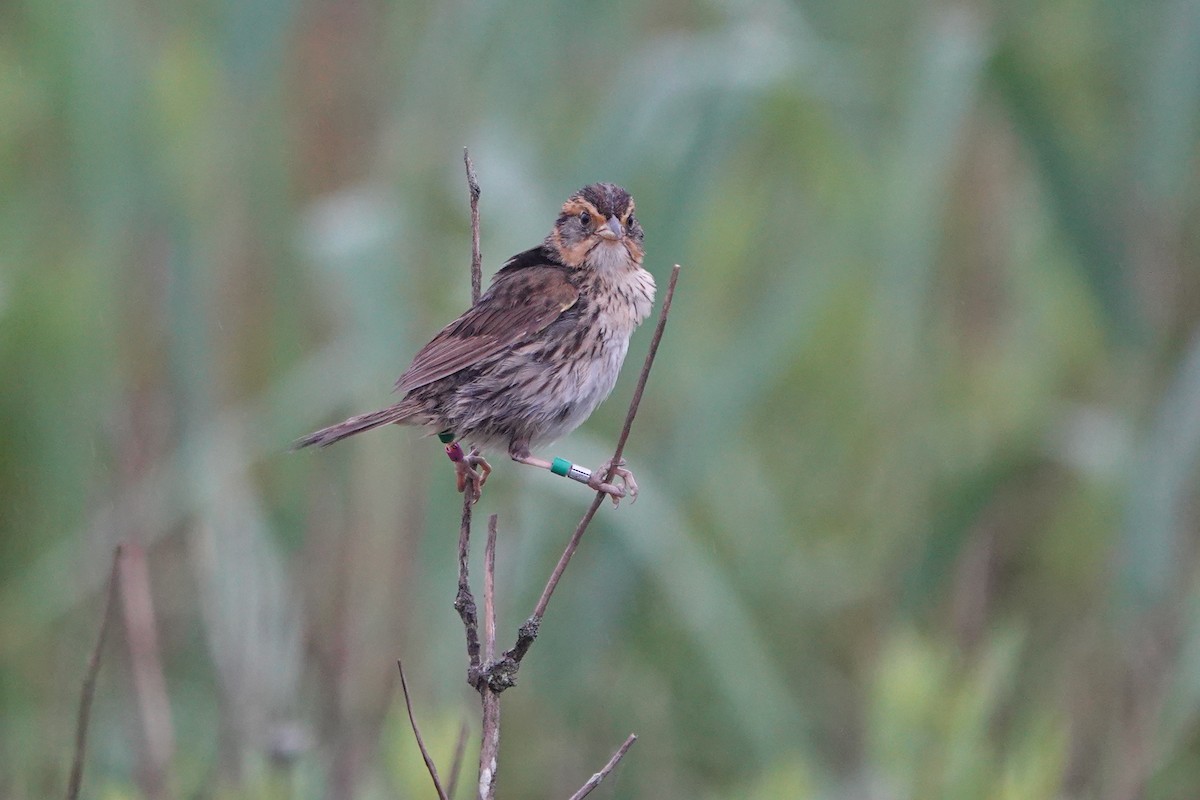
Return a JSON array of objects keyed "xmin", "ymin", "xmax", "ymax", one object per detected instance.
[{"xmin": 597, "ymin": 216, "xmax": 624, "ymax": 240}]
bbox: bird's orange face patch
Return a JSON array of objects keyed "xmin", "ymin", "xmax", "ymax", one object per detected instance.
[
  {"xmin": 561, "ymin": 198, "xmax": 600, "ymax": 221},
  {"xmin": 562, "ymin": 198, "xmax": 590, "ymax": 215},
  {"xmin": 551, "ymin": 227, "xmax": 594, "ymax": 266},
  {"xmin": 553, "ymin": 187, "xmax": 641, "ymax": 268},
  {"xmin": 559, "ymin": 200, "xmax": 638, "ymax": 235},
  {"xmin": 560, "ymin": 197, "xmax": 637, "ymax": 226}
]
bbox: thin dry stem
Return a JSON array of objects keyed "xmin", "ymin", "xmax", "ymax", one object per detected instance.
[
  {"xmin": 485, "ymin": 265, "xmax": 680, "ymax": 681},
  {"xmin": 454, "ymin": 151, "xmax": 483, "ymax": 685},
  {"xmin": 567, "ymin": 734, "xmax": 638, "ymax": 800},
  {"xmin": 456, "ymin": 494, "xmax": 481, "ymax": 677},
  {"xmin": 446, "ymin": 719, "xmax": 470, "ymax": 800},
  {"xmin": 66, "ymin": 543, "xmax": 123, "ymax": 800},
  {"xmin": 483, "ymin": 515, "xmax": 498, "ymax": 662},
  {"xmin": 531, "ymin": 264, "xmax": 681, "ymax": 622},
  {"xmin": 464, "ymin": 148, "xmax": 482, "ymax": 304},
  {"xmin": 397, "ymin": 660, "xmax": 450, "ymax": 800},
  {"xmin": 477, "ymin": 514, "xmax": 501, "ymax": 800},
  {"xmin": 477, "ymin": 690, "xmax": 501, "ymax": 800}
]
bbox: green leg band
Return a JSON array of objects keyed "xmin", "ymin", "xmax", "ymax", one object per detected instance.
[
  {"xmin": 437, "ymin": 431, "xmax": 455, "ymax": 444},
  {"xmin": 551, "ymin": 457, "xmax": 592, "ymax": 484}
]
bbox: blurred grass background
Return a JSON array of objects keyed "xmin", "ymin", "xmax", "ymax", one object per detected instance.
[{"xmin": 2, "ymin": 0, "xmax": 1200, "ymax": 797}]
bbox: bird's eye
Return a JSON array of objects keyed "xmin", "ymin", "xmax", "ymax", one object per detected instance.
[
  {"xmin": 579, "ymin": 211, "xmax": 591, "ymax": 226},
  {"xmin": 627, "ymin": 214, "xmax": 637, "ymax": 229}
]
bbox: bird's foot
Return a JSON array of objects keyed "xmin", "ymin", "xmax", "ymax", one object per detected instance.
[
  {"xmin": 446, "ymin": 443, "xmax": 491, "ymax": 503},
  {"xmin": 587, "ymin": 458, "xmax": 638, "ymax": 506}
]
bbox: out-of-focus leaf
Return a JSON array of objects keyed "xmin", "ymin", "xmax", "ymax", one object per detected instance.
[{"xmin": 1118, "ymin": 326, "xmax": 1200, "ymax": 610}]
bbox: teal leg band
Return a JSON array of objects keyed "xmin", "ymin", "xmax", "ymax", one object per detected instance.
[
  {"xmin": 437, "ymin": 431, "xmax": 455, "ymax": 444},
  {"xmin": 551, "ymin": 457, "xmax": 592, "ymax": 484}
]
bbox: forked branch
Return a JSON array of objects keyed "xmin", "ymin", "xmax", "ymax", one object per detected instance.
[{"xmin": 414, "ymin": 162, "xmax": 676, "ymax": 800}]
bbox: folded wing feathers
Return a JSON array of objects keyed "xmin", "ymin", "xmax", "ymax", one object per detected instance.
[{"xmin": 393, "ymin": 269, "xmax": 578, "ymax": 394}]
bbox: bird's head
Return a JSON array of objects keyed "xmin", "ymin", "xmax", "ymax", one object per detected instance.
[{"xmin": 548, "ymin": 183, "xmax": 644, "ymax": 271}]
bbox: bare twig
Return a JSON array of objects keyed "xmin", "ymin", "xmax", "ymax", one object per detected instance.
[
  {"xmin": 454, "ymin": 149, "xmax": 484, "ymax": 687},
  {"xmin": 455, "ymin": 495, "xmax": 481, "ymax": 678},
  {"xmin": 568, "ymin": 734, "xmax": 643, "ymax": 800},
  {"xmin": 477, "ymin": 514, "xmax": 502, "ymax": 800},
  {"xmin": 66, "ymin": 544, "xmax": 123, "ymax": 800},
  {"xmin": 534, "ymin": 264, "xmax": 679, "ymax": 620},
  {"xmin": 483, "ymin": 515, "xmax": 498, "ymax": 662},
  {"xmin": 472, "ymin": 265, "xmax": 680, "ymax": 685},
  {"xmin": 446, "ymin": 718, "xmax": 470, "ymax": 800},
  {"xmin": 477, "ymin": 689, "xmax": 501, "ymax": 800},
  {"xmin": 463, "ymin": 148, "xmax": 482, "ymax": 304},
  {"xmin": 397, "ymin": 661, "xmax": 450, "ymax": 800},
  {"xmin": 453, "ymin": 157, "xmax": 504, "ymax": 800},
  {"xmin": 534, "ymin": 497, "xmax": 604, "ymax": 624},
  {"xmin": 567, "ymin": 734, "xmax": 638, "ymax": 800}
]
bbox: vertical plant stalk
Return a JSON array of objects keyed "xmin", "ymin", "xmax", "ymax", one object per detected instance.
[
  {"xmin": 483, "ymin": 515, "xmax": 498, "ymax": 662},
  {"xmin": 477, "ymin": 515, "xmax": 501, "ymax": 800},
  {"xmin": 453, "ymin": 147, "xmax": 485, "ymax": 683},
  {"xmin": 455, "ymin": 495, "xmax": 481, "ymax": 678},
  {"xmin": 397, "ymin": 152, "xmax": 488, "ymax": 800},
  {"xmin": 66, "ymin": 544, "xmax": 123, "ymax": 800},
  {"xmin": 463, "ymin": 148, "xmax": 483, "ymax": 305}
]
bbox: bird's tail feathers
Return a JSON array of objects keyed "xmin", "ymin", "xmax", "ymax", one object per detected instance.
[{"xmin": 293, "ymin": 405, "xmax": 411, "ymax": 449}]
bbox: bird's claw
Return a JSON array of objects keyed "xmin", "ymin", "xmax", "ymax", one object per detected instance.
[
  {"xmin": 587, "ymin": 458, "xmax": 638, "ymax": 506},
  {"xmin": 447, "ymin": 444, "xmax": 491, "ymax": 504}
]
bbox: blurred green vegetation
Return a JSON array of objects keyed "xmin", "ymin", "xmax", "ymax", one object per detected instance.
[{"xmin": 2, "ymin": 0, "xmax": 1200, "ymax": 797}]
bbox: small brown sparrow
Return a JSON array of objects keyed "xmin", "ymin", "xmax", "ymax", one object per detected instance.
[{"xmin": 296, "ymin": 183, "xmax": 655, "ymax": 504}]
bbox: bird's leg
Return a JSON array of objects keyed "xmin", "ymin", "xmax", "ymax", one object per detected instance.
[
  {"xmin": 445, "ymin": 441, "xmax": 491, "ymax": 503},
  {"xmin": 510, "ymin": 445, "xmax": 636, "ymax": 506}
]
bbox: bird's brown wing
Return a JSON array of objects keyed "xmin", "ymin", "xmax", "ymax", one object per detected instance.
[{"xmin": 394, "ymin": 265, "xmax": 578, "ymax": 394}]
